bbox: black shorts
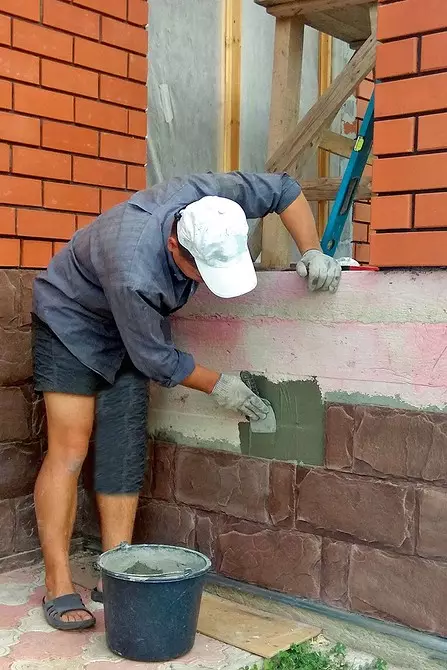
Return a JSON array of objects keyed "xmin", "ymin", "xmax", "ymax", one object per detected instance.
[{"xmin": 32, "ymin": 315, "xmax": 148, "ymax": 494}]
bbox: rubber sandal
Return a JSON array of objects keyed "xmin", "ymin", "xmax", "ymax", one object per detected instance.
[
  {"xmin": 43, "ymin": 593, "xmax": 96, "ymax": 631},
  {"xmin": 91, "ymin": 587, "xmax": 103, "ymax": 604}
]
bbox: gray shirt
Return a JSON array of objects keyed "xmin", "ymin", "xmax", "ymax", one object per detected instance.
[{"xmin": 33, "ymin": 171, "xmax": 301, "ymax": 386}]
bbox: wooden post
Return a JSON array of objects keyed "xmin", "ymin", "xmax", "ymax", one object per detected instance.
[
  {"xmin": 222, "ymin": 0, "xmax": 242, "ymax": 172},
  {"xmin": 317, "ymin": 31, "xmax": 333, "ymax": 237},
  {"xmin": 261, "ymin": 16, "xmax": 305, "ymax": 268}
]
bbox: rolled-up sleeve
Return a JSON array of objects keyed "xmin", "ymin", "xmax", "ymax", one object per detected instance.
[
  {"xmin": 106, "ymin": 283, "xmax": 195, "ymax": 387},
  {"xmin": 213, "ymin": 171, "xmax": 301, "ymax": 218}
]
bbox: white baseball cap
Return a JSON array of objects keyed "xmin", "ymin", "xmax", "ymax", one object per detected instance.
[{"xmin": 177, "ymin": 196, "xmax": 257, "ymax": 299}]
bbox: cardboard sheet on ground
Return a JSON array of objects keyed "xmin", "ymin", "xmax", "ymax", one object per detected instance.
[{"xmin": 197, "ymin": 593, "xmax": 321, "ymax": 658}]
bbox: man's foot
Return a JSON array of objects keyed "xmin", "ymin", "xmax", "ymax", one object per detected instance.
[
  {"xmin": 43, "ymin": 593, "xmax": 96, "ymax": 631},
  {"xmin": 45, "ymin": 584, "xmax": 93, "ymax": 624}
]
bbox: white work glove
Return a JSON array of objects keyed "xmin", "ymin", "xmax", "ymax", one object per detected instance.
[
  {"xmin": 211, "ymin": 374, "xmax": 269, "ymax": 421},
  {"xmin": 296, "ymin": 249, "xmax": 341, "ymax": 293}
]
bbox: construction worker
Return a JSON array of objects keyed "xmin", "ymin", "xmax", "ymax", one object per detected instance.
[{"xmin": 32, "ymin": 171, "xmax": 341, "ymax": 630}]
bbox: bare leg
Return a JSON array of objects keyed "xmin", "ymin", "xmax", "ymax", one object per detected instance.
[
  {"xmin": 35, "ymin": 392, "xmax": 95, "ymax": 623},
  {"xmin": 97, "ymin": 493, "xmax": 139, "ymax": 551}
]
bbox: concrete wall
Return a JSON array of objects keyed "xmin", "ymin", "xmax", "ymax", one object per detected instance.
[{"xmin": 139, "ymin": 270, "xmax": 447, "ymax": 638}]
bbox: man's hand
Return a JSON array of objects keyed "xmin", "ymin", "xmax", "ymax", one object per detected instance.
[
  {"xmin": 211, "ymin": 374, "xmax": 269, "ymax": 421},
  {"xmin": 296, "ymin": 249, "xmax": 341, "ymax": 293}
]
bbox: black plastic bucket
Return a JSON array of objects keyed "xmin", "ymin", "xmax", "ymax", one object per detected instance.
[{"xmin": 99, "ymin": 543, "xmax": 211, "ymax": 663}]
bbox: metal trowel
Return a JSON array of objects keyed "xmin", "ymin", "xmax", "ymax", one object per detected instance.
[{"xmin": 240, "ymin": 371, "xmax": 277, "ymax": 434}]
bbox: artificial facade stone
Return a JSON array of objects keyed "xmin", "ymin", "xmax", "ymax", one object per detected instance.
[
  {"xmin": 135, "ymin": 499, "xmax": 196, "ymax": 548},
  {"xmin": 325, "ymin": 403, "xmax": 354, "ymax": 471}
]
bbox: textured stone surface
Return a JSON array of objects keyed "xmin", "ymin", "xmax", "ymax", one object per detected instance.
[
  {"xmin": 298, "ymin": 470, "xmax": 415, "ymax": 550},
  {"xmin": 321, "ymin": 539, "xmax": 351, "ymax": 608},
  {"xmin": 151, "ymin": 441, "xmax": 176, "ymax": 501},
  {"xmin": 0, "ymin": 387, "xmax": 30, "ymax": 442},
  {"xmin": 325, "ymin": 404, "xmax": 354, "ymax": 471},
  {"xmin": 219, "ymin": 524, "xmax": 321, "ymax": 598},
  {"xmin": 80, "ymin": 489, "xmax": 100, "ymax": 539},
  {"xmin": 196, "ymin": 511, "xmax": 223, "ymax": 567},
  {"xmin": 353, "ymin": 406, "xmax": 447, "ymax": 482},
  {"xmin": 268, "ymin": 460, "xmax": 296, "ymax": 527},
  {"xmin": 417, "ymin": 487, "xmax": 447, "ymax": 558},
  {"xmin": 14, "ymin": 494, "xmax": 40, "ymax": 553},
  {"xmin": 0, "ymin": 270, "xmax": 20, "ymax": 329},
  {"xmin": 175, "ymin": 448, "xmax": 270, "ymax": 523},
  {"xmin": 135, "ymin": 499, "xmax": 196, "ymax": 547},
  {"xmin": 0, "ymin": 499, "xmax": 15, "ymax": 558},
  {"xmin": 19, "ymin": 271, "xmax": 37, "ymax": 327},
  {"xmin": 349, "ymin": 546, "xmax": 447, "ymax": 637},
  {"xmin": 0, "ymin": 327, "xmax": 32, "ymax": 385},
  {"xmin": 0, "ymin": 442, "xmax": 42, "ymax": 500},
  {"xmin": 30, "ymin": 391, "xmax": 46, "ymax": 440}
]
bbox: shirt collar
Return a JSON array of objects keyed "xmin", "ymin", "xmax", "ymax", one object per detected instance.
[{"xmin": 162, "ymin": 215, "xmax": 190, "ymax": 283}]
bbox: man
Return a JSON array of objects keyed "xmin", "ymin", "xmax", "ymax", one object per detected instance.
[{"xmin": 32, "ymin": 171, "xmax": 341, "ymax": 631}]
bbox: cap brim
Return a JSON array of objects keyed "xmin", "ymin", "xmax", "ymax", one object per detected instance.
[{"xmin": 195, "ymin": 249, "xmax": 257, "ymax": 298}]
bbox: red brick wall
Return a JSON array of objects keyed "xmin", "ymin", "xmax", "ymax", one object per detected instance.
[
  {"xmin": 0, "ymin": 0, "xmax": 148, "ymax": 269},
  {"xmin": 371, "ymin": 0, "xmax": 447, "ymax": 266}
]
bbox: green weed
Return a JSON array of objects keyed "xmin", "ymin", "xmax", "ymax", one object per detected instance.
[{"xmin": 241, "ymin": 642, "xmax": 388, "ymax": 670}]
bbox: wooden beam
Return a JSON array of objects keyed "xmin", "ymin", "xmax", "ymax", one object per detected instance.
[
  {"xmin": 263, "ymin": 0, "xmax": 374, "ymax": 19},
  {"xmin": 266, "ymin": 31, "xmax": 376, "ymax": 176},
  {"xmin": 317, "ymin": 31, "xmax": 332, "ymax": 237},
  {"xmin": 261, "ymin": 16, "xmax": 305, "ymax": 268},
  {"xmin": 301, "ymin": 177, "xmax": 371, "ymax": 201},
  {"xmin": 222, "ymin": 0, "xmax": 242, "ymax": 171},
  {"xmin": 319, "ymin": 129, "xmax": 373, "ymax": 165}
]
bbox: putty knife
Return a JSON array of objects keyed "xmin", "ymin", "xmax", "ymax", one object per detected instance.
[{"xmin": 240, "ymin": 371, "xmax": 277, "ymax": 434}]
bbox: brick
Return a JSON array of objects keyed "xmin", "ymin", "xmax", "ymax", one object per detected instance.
[
  {"xmin": 100, "ymin": 74, "xmax": 147, "ymax": 110},
  {"xmin": 219, "ymin": 523, "xmax": 321, "ymax": 598},
  {"xmin": 43, "ymin": 0, "xmax": 100, "ymax": 39},
  {"xmin": 128, "ymin": 109, "xmax": 147, "ymax": 137},
  {"xmin": 74, "ymin": 157, "xmax": 126, "ymax": 188},
  {"xmin": 128, "ymin": 0, "xmax": 148, "ymax": 26},
  {"xmin": 418, "ymin": 488, "xmax": 447, "ymax": 559},
  {"xmin": 13, "ymin": 21, "xmax": 73, "ymax": 62},
  {"xmin": 127, "ymin": 165, "xmax": 146, "ymax": 191},
  {"xmin": 101, "ymin": 189, "xmax": 129, "ymax": 212},
  {"xmin": 377, "ymin": 0, "xmax": 447, "ymax": 40},
  {"xmin": 129, "ymin": 53, "xmax": 148, "ymax": 83},
  {"xmin": 0, "ymin": 111, "xmax": 39, "ymax": 146},
  {"xmin": 0, "ymin": 0, "xmax": 40, "ymax": 21},
  {"xmin": 0, "ymin": 16, "xmax": 11, "ymax": 46},
  {"xmin": 349, "ymin": 546, "xmax": 447, "ymax": 637},
  {"xmin": 374, "ymin": 117, "xmax": 415, "ymax": 155},
  {"xmin": 0, "ymin": 142, "xmax": 9, "ymax": 171},
  {"xmin": 298, "ymin": 469, "xmax": 415, "ymax": 550},
  {"xmin": 371, "ymin": 230, "xmax": 447, "ymax": 266},
  {"xmin": 0, "ymin": 80, "xmax": 12, "ymax": 109},
  {"xmin": 175, "ymin": 448, "xmax": 271, "ymax": 523},
  {"xmin": 134, "ymin": 500, "xmax": 196, "ymax": 548},
  {"xmin": 0, "ymin": 238, "xmax": 20, "ymax": 267},
  {"xmin": 0, "ymin": 175, "xmax": 41, "ymax": 207},
  {"xmin": 21, "ymin": 240, "xmax": 53, "ymax": 268},
  {"xmin": 17, "ymin": 210, "xmax": 76, "ymax": 240},
  {"xmin": 352, "ymin": 202, "xmax": 370, "ymax": 223},
  {"xmin": 421, "ymin": 32, "xmax": 447, "ymax": 73},
  {"xmin": 15, "ymin": 84, "xmax": 74, "ymax": 123},
  {"xmin": 353, "ymin": 406, "xmax": 447, "ymax": 480},
  {"xmin": 75, "ymin": 98, "xmax": 127, "ymax": 133},
  {"xmin": 42, "ymin": 60, "xmax": 99, "ymax": 98},
  {"xmin": 42, "ymin": 120, "xmax": 99, "ymax": 156},
  {"xmin": 101, "ymin": 132, "xmax": 146, "ymax": 164},
  {"xmin": 357, "ymin": 79, "xmax": 374, "ymax": 100},
  {"xmin": 373, "ymin": 153, "xmax": 447, "ymax": 193},
  {"xmin": 418, "ymin": 112, "xmax": 447, "ymax": 152},
  {"xmin": 269, "ymin": 461, "xmax": 296, "ymax": 527},
  {"xmin": 53, "ymin": 241, "xmax": 66, "ymax": 254},
  {"xmin": 325, "ymin": 404, "xmax": 354, "ymax": 471},
  {"xmin": 353, "ymin": 243, "xmax": 370, "ymax": 264},
  {"xmin": 0, "ymin": 207, "xmax": 15, "ymax": 236},
  {"xmin": 76, "ymin": 214, "xmax": 96, "ymax": 229},
  {"xmin": 353, "ymin": 222, "xmax": 369, "ymax": 243},
  {"xmin": 376, "ymin": 73, "xmax": 447, "ymax": 118},
  {"xmin": 371, "ymin": 194, "xmax": 412, "ymax": 231},
  {"xmin": 74, "ymin": 38, "xmax": 128, "ymax": 77},
  {"xmin": 0, "ymin": 47, "xmax": 39, "ymax": 84},
  {"xmin": 13, "ymin": 147, "xmax": 71, "ymax": 181},
  {"xmin": 356, "ymin": 98, "xmax": 367, "ymax": 121},
  {"xmin": 44, "ymin": 182, "xmax": 100, "ymax": 214},
  {"xmin": 0, "ymin": 500, "xmax": 15, "ymax": 558},
  {"xmin": 102, "ymin": 17, "xmax": 147, "ymax": 54},
  {"xmin": 376, "ymin": 38, "xmax": 418, "ymax": 80},
  {"xmin": 73, "ymin": 0, "xmax": 127, "ymax": 19},
  {"xmin": 321, "ymin": 540, "xmax": 351, "ymax": 608},
  {"xmin": 415, "ymin": 193, "xmax": 447, "ymax": 229}
]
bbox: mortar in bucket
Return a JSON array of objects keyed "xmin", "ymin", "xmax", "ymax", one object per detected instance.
[{"xmin": 98, "ymin": 543, "xmax": 211, "ymax": 662}]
